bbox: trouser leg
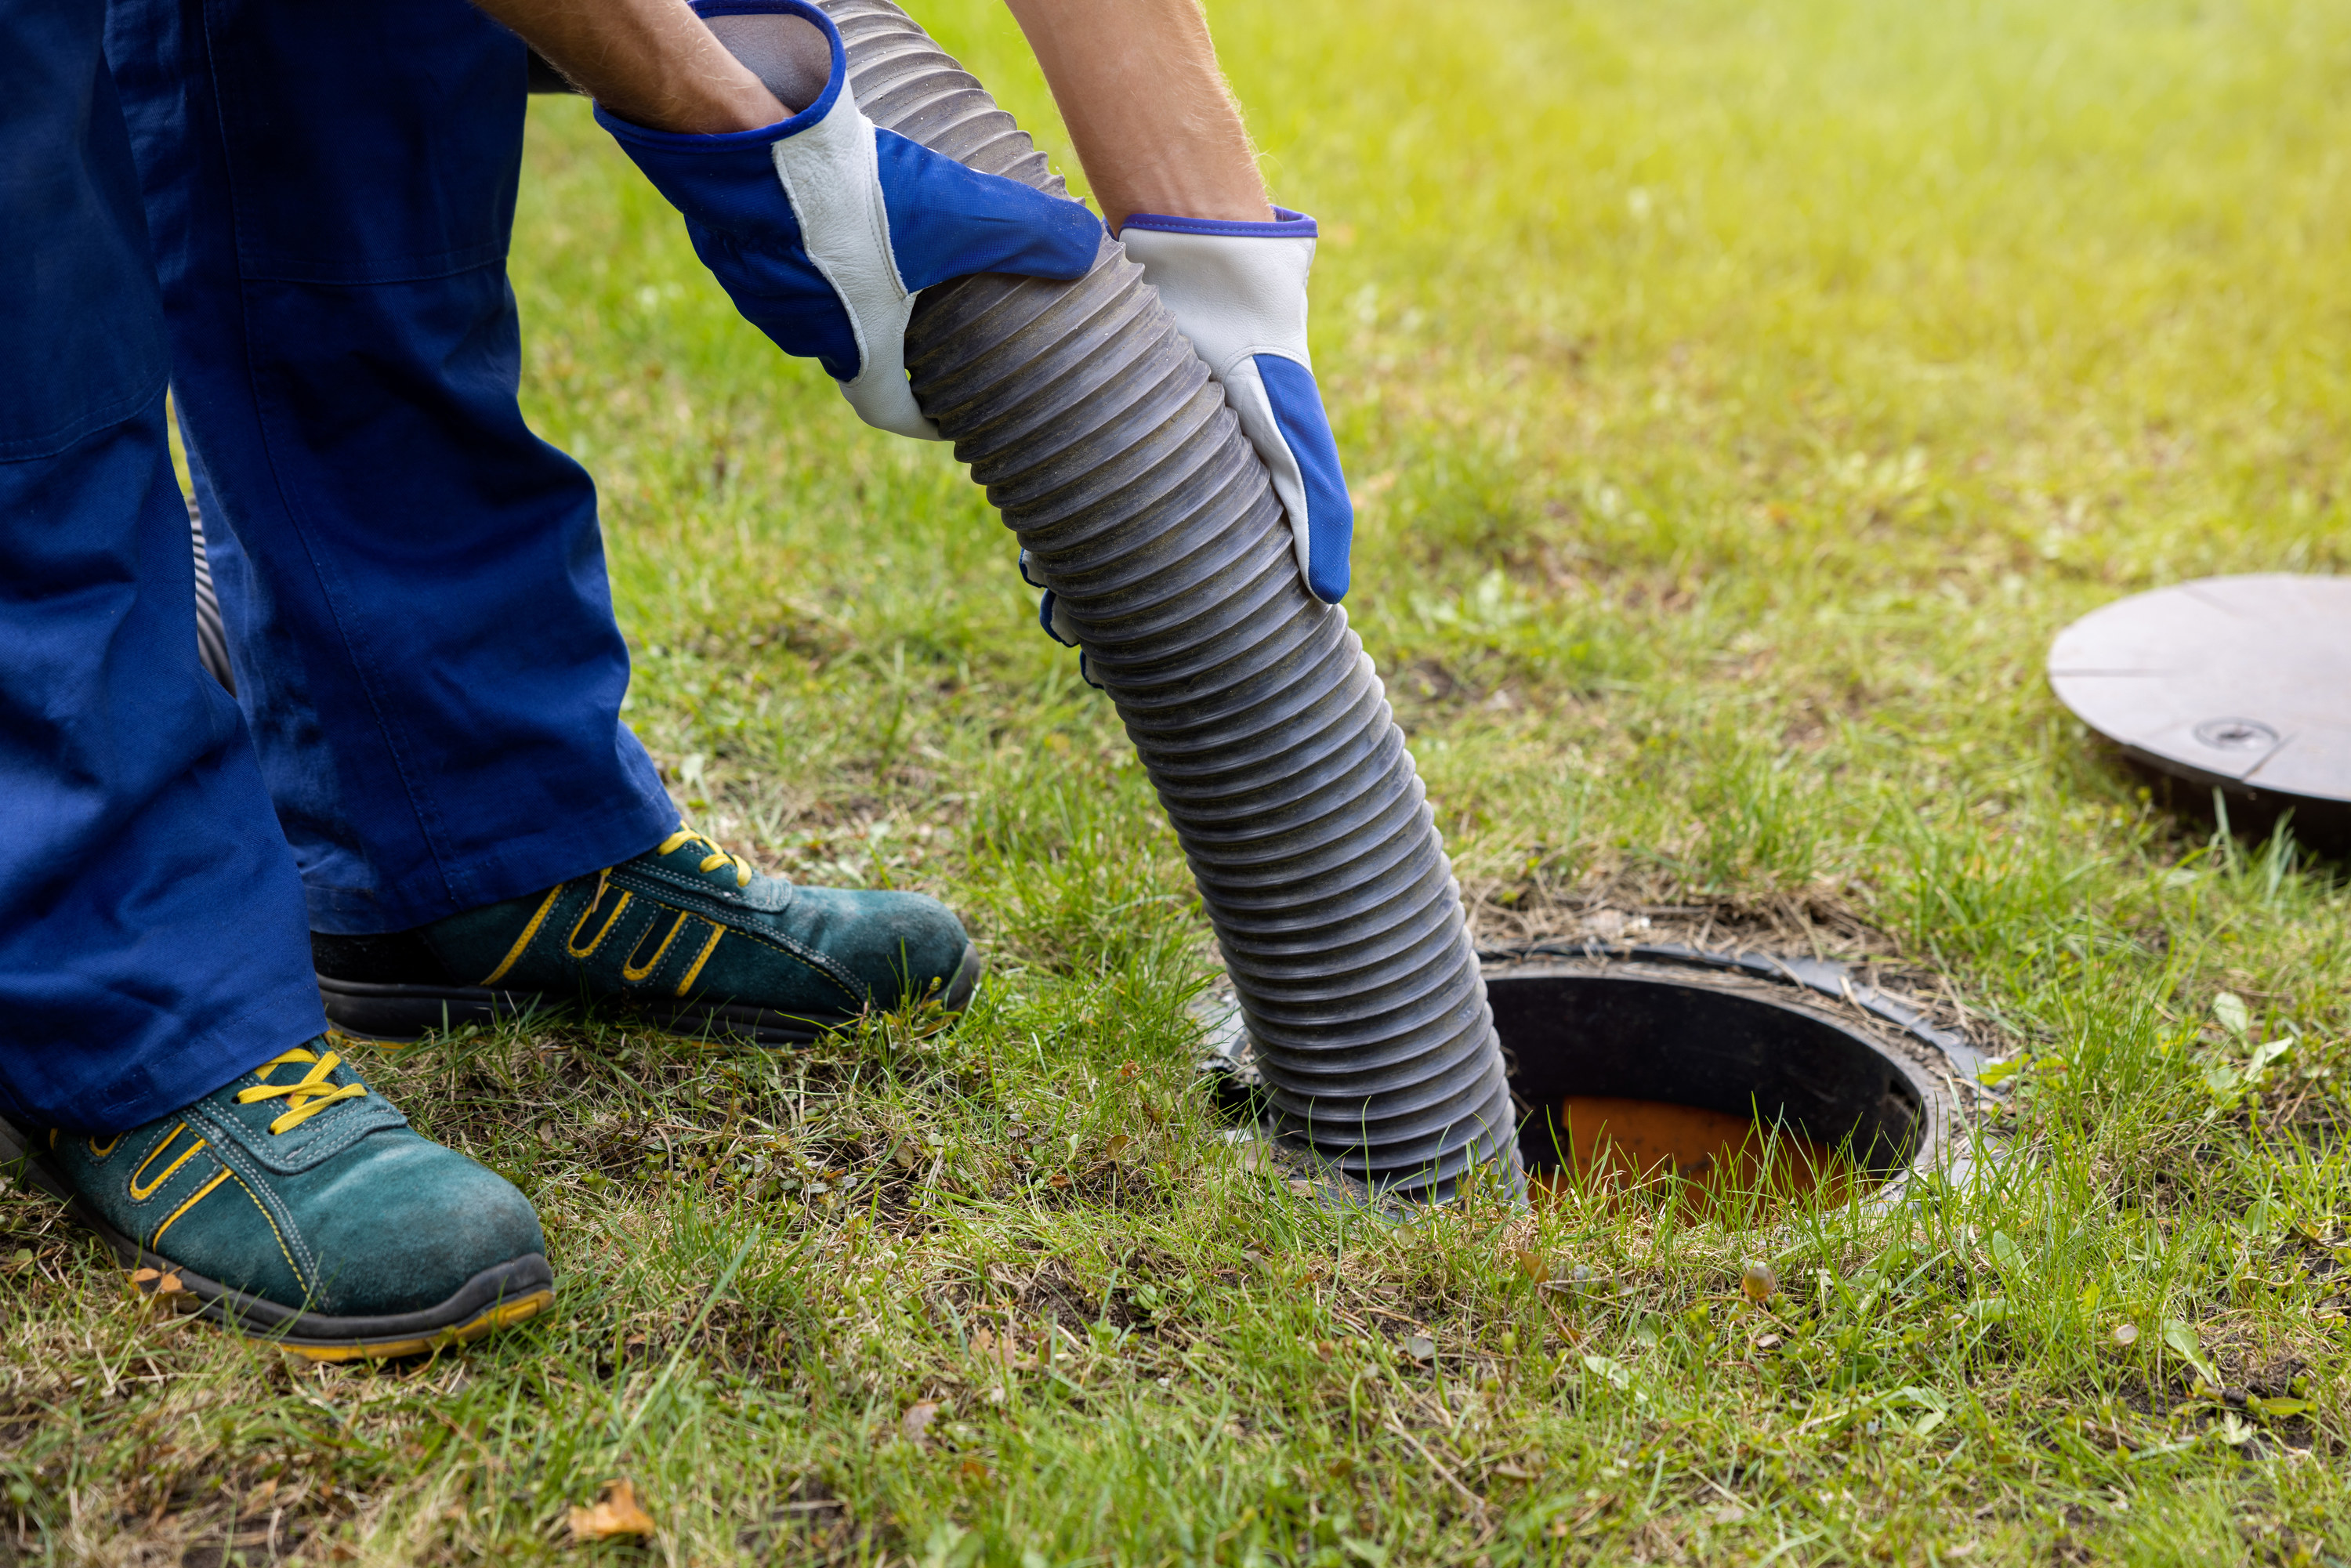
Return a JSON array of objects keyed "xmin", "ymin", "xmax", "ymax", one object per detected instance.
[
  {"xmin": 107, "ymin": 0, "xmax": 676, "ymax": 938},
  {"xmin": 0, "ymin": 0, "xmax": 323, "ymax": 1132}
]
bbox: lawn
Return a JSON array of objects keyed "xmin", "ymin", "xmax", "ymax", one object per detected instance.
[{"xmin": 8, "ymin": 0, "xmax": 2351, "ymax": 1561}]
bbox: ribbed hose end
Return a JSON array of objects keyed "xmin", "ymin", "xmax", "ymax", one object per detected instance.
[
  {"xmin": 813, "ymin": 0, "xmax": 1526, "ymax": 1205},
  {"xmin": 190, "ymin": 498, "xmax": 235, "ymax": 693}
]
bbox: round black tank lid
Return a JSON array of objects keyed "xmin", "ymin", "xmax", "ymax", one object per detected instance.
[{"xmin": 2048, "ymin": 574, "xmax": 2351, "ymax": 806}]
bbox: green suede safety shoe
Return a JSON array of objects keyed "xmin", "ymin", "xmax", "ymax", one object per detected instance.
[
  {"xmin": 313, "ymin": 824, "xmax": 982, "ymax": 1046},
  {"xmin": 0, "ymin": 1041, "xmax": 553, "ymax": 1360}
]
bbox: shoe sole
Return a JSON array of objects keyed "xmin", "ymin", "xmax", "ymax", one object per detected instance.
[
  {"xmin": 0, "ymin": 1117, "xmax": 554, "ymax": 1360},
  {"xmin": 318, "ymin": 940, "xmax": 984, "ymax": 1047}
]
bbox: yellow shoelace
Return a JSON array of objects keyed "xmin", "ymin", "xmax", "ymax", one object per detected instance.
[
  {"xmin": 657, "ymin": 823, "xmax": 753, "ymax": 889},
  {"xmin": 235, "ymin": 1047, "xmax": 368, "ymax": 1135}
]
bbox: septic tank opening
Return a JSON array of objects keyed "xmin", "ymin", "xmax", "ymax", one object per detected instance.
[
  {"xmin": 1533, "ymin": 1097, "xmax": 1867, "ymax": 1215},
  {"xmin": 1198, "ymin": 943, "xmax": 1979, "ymax": 1211},
  {"xmin": 1487, "ymin": 960, "xmax": 1934, "ymax": 1214}
]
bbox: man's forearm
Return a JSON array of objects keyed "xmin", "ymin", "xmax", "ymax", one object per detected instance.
[
  {"xmin": 1002, "ymin": 0, "xmax": 1272, "ymax": 231},
  {"xmin": 472, "ymin": 0, "xmax": 789, "ymax": 132},
  {"xmin": 478, "ymin": 0, "xmax": 1264, "ymax": 221}
]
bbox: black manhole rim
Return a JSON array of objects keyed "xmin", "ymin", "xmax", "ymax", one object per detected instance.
[
  {"xmin": 1483, "ymin": 957, "xmax": 1957, "ymax": 1193},
  {"xmin": 1198, "ymin": 943, "xmax": 1985, "ymax": 1206}
]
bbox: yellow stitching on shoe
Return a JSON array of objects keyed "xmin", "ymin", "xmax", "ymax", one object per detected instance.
[
  {"xmin": 479, "ymin": 883, "xmax": 566, "ymax": 986},
  {"xmin": 150, "ymin": 1167, "xmax": 230, "ymax": 1251},
  {"xmin": 232, "ymin": 1171, "xmax": 308, "ymax": 1292},
  {"xmin": 129, "ymin": 1124, "xmax": 205, "ymax": 1200},
  {"xmin": 621, "ymin": 913, "xmax": 692, "ymax": 983},
  {"xmin": 657, "ymin": 823, "xmax": 752, "ymax": 889},
  {"xmin": 675, "ymin": 923, "xmax": 726, "ymax": 997},
  {"xmin": 676, "ymin": 922, "xmax": 859, "ymax": 1005},
  {"xmin": 87, "ymin": 1134, "xmax": 121, "ymax": 1159},
  {"xmin": 566, "ymin": 883, "xmax": 632, "ymax": 959},
  {"xmin": 235, "ymin": 1048, "xmax": 367, "ymax": 1134}
]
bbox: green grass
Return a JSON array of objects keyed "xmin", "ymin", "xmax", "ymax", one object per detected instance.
[{"xmin": 9, "ymin": 0, "xmax": 2351, "ymax": 1560}]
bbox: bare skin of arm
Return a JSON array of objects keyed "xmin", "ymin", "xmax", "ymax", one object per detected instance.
[
  {"xmin": 473, "ymin": 0, "xmax": 1270, "ymax": 229},
  {"xmin": 470, "ymin": 0, "xmax": 792, "ymax": 132},
  {"xmin": 1003, "ymin": 0, "xmax": 1273, "ymax": 230}
]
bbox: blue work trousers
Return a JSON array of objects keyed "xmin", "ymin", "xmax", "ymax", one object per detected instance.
[
  {"xmin": 0, "ymin": 0, "xmax": 318, "ymax": 1131},
  {"xmin": 2, "ymin": 0, "xmax": 672, "ymax": 1130},
  {"xmin": 110, "ymin": 0, "xmax": 673, "ymax": 934}
]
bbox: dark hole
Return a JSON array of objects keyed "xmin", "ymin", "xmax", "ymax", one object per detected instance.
[{"xmin": 1487, "ymin": 969, "xmax": 1926, "ymax": 1199}]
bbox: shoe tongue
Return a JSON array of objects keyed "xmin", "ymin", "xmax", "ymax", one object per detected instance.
[
  {"xmin": 657, "ymin": 835, "xmax": 740, "ymax": 889},
  {"xmin": 256, "ymin": 1037, "xmax": 340, "ymax": 1082},
  {"xmin": 213, "ymin": 1038, "xmax": 371, "ymax": 1141},
  {"xmin": 647, "ymin": 834, "xmax": 795, "ymax": 910}
]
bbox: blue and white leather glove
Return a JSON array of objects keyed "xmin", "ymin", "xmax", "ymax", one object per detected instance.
[
  {"xmin": 1020, "ymin": 548, "xmax": 1101, "ymax": 687},
  {"xmin": 596, "ymin": 0, "xmax": 1103, "ymax": 439},
  {"xmin": 1121, "ymin": 208, "xmax": 1355, "ymax": 603}
]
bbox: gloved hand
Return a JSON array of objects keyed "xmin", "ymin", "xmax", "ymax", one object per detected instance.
[
  {"xmin": 1020, "ymin": 548, "xmax": 1101, "ymax": 689},
  {"xmin": 1121, "ymin": 208, "xmax": 1354, "ymax": 603},
  {"xmin": 596, "ymin": 0, "xmax": 1103, "ymax": 439}
]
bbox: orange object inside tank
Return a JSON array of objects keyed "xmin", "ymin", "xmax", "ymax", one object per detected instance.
[{"xmin": 1530, "ymin": 1095, "xmax": 1864, "ymax": 1215}]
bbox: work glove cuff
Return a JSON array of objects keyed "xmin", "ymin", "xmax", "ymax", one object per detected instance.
[{"xmin": 598, "ymin": 0, "xmax": 1102, "ymax": 440}]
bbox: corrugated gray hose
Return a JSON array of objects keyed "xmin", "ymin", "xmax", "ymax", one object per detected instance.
[
  {"xmin": 190, "ymin": 499, "xmax": 235, "ymax": 693},
  {"xmin": 809, "ymin": 0, "xmax": 1522, "ymax": 1204}
]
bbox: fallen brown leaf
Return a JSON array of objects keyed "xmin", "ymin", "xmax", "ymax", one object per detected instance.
[
  {"xmin": 971, "ymin": 1326, "xmax": 1033, "ymax": 1371},
  {"xmin": 129, "ymin": 1267, "xmax": 194, "ymax": 1312},
  {"xmin": 568, "ymin": 1479, "xmax": 656, "ymax": 1542},
  {"xmin": 900, "ymin": 1401, "xmax": 940, "ymax": 1443}
]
